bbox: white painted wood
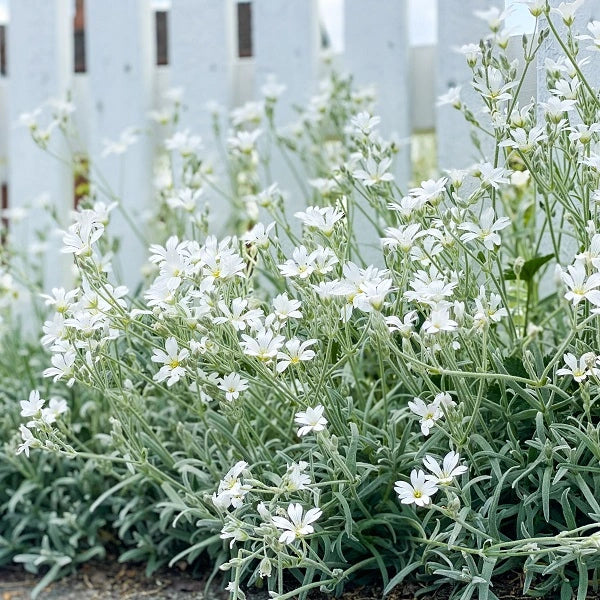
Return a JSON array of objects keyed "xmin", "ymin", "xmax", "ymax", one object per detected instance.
[
  {"xmin": 86, "ymin": 0, "xmax": 155, "ymax": 290},
  {"xmin": 537, "ymin": 1, "xmax": 600, "ymax": 279},
  {"xmin": 169, "ymin": 0, "xmax": 235, "ymax": 137},
  {"xmin": 7, "ymin": 0, "xmax": 73, "ymax": 290},
  {"xmin": 253, "ymin": 0, "xmax": 320, "ymax": 125},
  {"xmin": 436, "ymin": 0, "xmax": 503, "ymax": 170},
  {"xmin": 0, "ymin": 78, "xmax": 7, "ymax": 183},
  {"xmin": 252, "ymin": 0, "xmax": 320, "ymax": 242},
  {"xmin": 345, "ymin": 0, "xmax": 411, "ymax": 187}
]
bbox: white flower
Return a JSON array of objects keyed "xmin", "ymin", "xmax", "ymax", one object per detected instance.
[
  {"xmin": 353, "ymin": 156, "xmax": 394, "ymax": 186},
  {"xmin": 217, "ymin": 373, "xmax": 249, "ymax": 401},
  {"xmin": 456, "ymin": 44, "xmax": 482, "ymax": 66},
  {"xmin": 276, "ymin": 339, "xmax": 317, "ymax": 373},
  {"xmin": 101, "ymin": 127, "xmax": 138, "ymax": 157},
  {"xmin": 261, "ymin": 76, "xmax": 286, "ymax": 101},
  {"xmin": 240, "ymin": 328, "xmax": 285, "ymax": 361},
  {"xmin": 272, "ymin": 293, "xmax": 302, "ymax": 320},
  {"xmin": 41, "ymin": 397, "xmax": 68, "ymax": 425},
  {"xmin": 272, "ymin": 503, "xmax": 322, "ymax": 544},
  {"xmin": 151, "ymin": 337, "xmax": 189, "ymax": 387},
  {"xmin": 385, "ymin": 311, "xmax": 418, "ymax": 337},
  {"xmin": 61, "ymin": 211, "xmax": 104, "ymax": 256},
  {"xmin": 541, "ymin": 96, "xmax": 576, "ymax": 123},
  {"xmin": 562, "ymin": 260, "xmax": 600, "ymax": 306},
  {"xmin": 473, "ymin": 67, "xmax": 517, "ymax": 102},
  {"xmin": 227, "ymin": 129, "xmax": 262, "ymax": 154},
  {"xmin": 212, "ymin": 461, "xmax": 251, "ymax": 509},
  {"xmin": 350, "ymin": 111, "xmax": 381, "ymax": 136},
  {"xmin": 422, "ymin": 303, "xmax": 458, "ymax": 335},
  {"xmin": 423, "ymin": 451, "xmax": 468, "ymax": 485},
  {"xmin": 281, "ymin": 461, "xmax": 311, "ymax": 492},
  {"xmin": 40, "ymin": 287, "xmax": 79, "ymax": 314},
  {"xmin": 381, "ymin": 224, "xmax": 424, "ymax": 252},
  {"xmin": 474, "ymin": 6, "xmax": 508, "ymax": 31},
  {"xmin": 16, "ymin": 425, "xmax": 37, "ymax": 458},
  {"xmin": 165, "ymin": 129, "xmax": 202, "ymax": 156},
  {"xmin": 556, "ymin": 352, "xmax": 599, "ymax": 382},
  {"xmin": 459, "ymin": 208, "xmax": 510, "ymax": 250},
  {"xmin": 433, "ymin": 392, "xmax": 457, "ymax": 410},
  {"xmin": 20, "ymin": 390, "xmax": 45, "ymax": 418},
  {"xmin": 473, "ymin": 286, "xmax": 509, "ymax": 327},
  {"xmin": 43, "ymin": 349, "xmax": 77, "ymax": 387},
  {"xmin": 437, "ymin": 86, "xmax": 462, "ymax": 108},
  {"xmin": 278, "ymin": 246, "xmax": 316, "ymax": 279},
  {"xmin": 408, "ymin": 397, "xmax": 442, "ymax": 436},
  {"xmin": 499, "ymin": 126, "xmax": 546, "ymax": 152},
  {"xmin": 394, "ymin": 469, "xmax": 438, "ymax": 507},
  {"xmin": 241, "ymin": 222, "xmax": 275, "ymax": 248},
  {"xmin": 294, "ymin": 206, "xmax": 344, "ymax": 235},
  {"xmin": 295, "ymin": 405, "xmax": 327, "ymax": 436},
  {"xmin": 578, "ymin": 20, "xmax": 600, "ymax": 51},
  {"xmin": 214, "ymin": 298, "xmax": 263, "ymax": 331},
  {"xmin": 551, "ymin": 0, "xmax": 585, "ymax": 26},
  {"xmin": 475, "ymin": 163, "xmax": 511, "ymax": 189},
  {"xmin": 520, "ymin": 0, "xmax": 547, "ymax": 18}
]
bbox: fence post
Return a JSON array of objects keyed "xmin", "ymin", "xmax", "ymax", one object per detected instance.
[
  {"xmin": 86, "ymin": 0, "xmax": 155, "ymax": 290},
  {"xmin": 7, "ymin": 0, "xmax": 73, "ymax": 291},
  {"xmin": 436, "ymin": 0, "xmax": 503, "ymax": 171},
  {"xmin": 345, "ymin": 0, "xmax": 411, "ymax": 188}
]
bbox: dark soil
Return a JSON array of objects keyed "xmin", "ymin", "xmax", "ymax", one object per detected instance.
[{"xmin": 2, "ymin": 562, "xmax": 599, "ymax": 600}]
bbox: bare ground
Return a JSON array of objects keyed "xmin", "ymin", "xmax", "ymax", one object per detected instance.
[{"xmin": 1, "ymin": 562, "xmax": 599, "ymax": 600}]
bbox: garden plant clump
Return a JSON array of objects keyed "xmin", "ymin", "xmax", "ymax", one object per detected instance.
[{"xmin": 8, "ymin": 2, "xmax": 600, "ymax": 598}]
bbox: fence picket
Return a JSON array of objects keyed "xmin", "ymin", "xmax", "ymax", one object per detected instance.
[
  {"xmin": 7, "ymin": 0, "xmax": 73, "ymax": 290},
  {"xmin": 169, "ymin": 0, "xmax": 235, "ymax": 138},
  {"xmin": 537, "ymin": 0, "xmax": 600, "ymax": 275},
  {"xmin": 436, "ymin": 0, "xmax": 503, "ymax": 171},
  {"xmin": 86, "ymin": 0, "xmax": 155, "ymax": 289},
  {"xmin": 345, "ymin": 0, "xmax": 411, "ymax": 187}
]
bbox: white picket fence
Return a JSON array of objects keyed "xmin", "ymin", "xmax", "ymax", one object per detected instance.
[{"xmin": 0, "ymin": 0, "xmax": 597, "ymax": 290}]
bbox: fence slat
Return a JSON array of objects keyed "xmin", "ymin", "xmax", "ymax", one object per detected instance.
[
  {"xmin": 537, "ymin": 1, "xmax": 600, "ymax": 271},
  {"xmin": 253, "ymin": 0, "xmax": 320, "ymax": 124},
  {"xmin": 169, "ymin": 0, "xmax": 235, "ymax": 138},
  {"xmin": 7, "ymin": 0, "xmax": 73, "ymax": 290},
  {"xmin": 86, "ymin": 0, "xmax": 155, "ymax": 289},
  {"xmin": 345, "ymin": 0, "xmax": 411, "ymax": 187},
  {"xmin": 436, "ymin": 0, "xmax": 503, "ymax": 171}
]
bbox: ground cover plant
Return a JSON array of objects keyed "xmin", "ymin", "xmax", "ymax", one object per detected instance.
[{"xmin": 8, "ymin": 2, "xmax": 600, "ymax": 599}]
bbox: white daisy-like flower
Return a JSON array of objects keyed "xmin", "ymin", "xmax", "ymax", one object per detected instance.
[
  {"xmin": 20, "ymin": 390, "xmax": 45, "ymax": 418},
  {"xmin": 217, "ymin": 373, "xmax": 249, "ymax": 401},
  {"xmin": 276, "ymin": 339, "xmax": 317, "ymax": 373},
  {"xmin": 16, "ymin": 425, "xmax": 38, "ymax": 458},
  {"xmin": 562, "ymin": 260, "xmax": 600, "ymax": 306},
  {"xmin": 272, "ymin": 503, "xmax": 322, "ymax": 544},
  {"xmin": 394, "ymin": 469, "xmax": 438, "ymax": 507},
  {"xmin": 272, "ymin": 293, "xmax": 302, "ymax": 320},
  {"xmin": 294, "ymin": 206, "xmax": 344, "ymax": 235},
  {"xmin": 151, "ymin": 337, "xmax": 189, "ymax": 387},
  {"xmin": 295, "ymin": 405, "xmax": 327, "ymax": 436},
  {"xmin": 212, "ymin": 461, "xmax": 251, "ymax": 509},
  {"xmin": 423, "ymin": 451, "xmax": 468, "ymax": 485},
  {"xmin": 556, "ymin": 352, "xmax": 599, "ymax": 382},
  {"xmin": 408, "ymin": 397, "xmax": 442, "ymax": 436},
  {"xmin": 459, "ymin": 207, "xmax": 510, "ymax": 251},
  {"xmin": 240, "ymin": 328, "xmax": 285, "ymax": 361}
]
